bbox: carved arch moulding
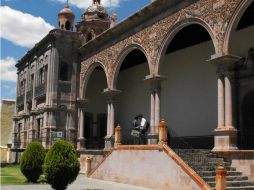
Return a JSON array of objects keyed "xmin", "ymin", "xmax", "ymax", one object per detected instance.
[
  {"xmin": 223, "ymin": 0, "xmax": 254, "ymax": 54},
  {"xmin": 80, "ymin": 0, "xmax": 242, "ymax": 86},
  {"xmin": 80, "ymin": 60, "xmax": 109, "ymax": 98}
]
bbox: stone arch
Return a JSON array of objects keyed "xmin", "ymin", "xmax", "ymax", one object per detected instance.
[
  {"xmin": 81, "ymin": 62, "xmax": 109, "ymax": 98},
  {"xmin": 223, "ymin": 0, "xmax": 254, "ymax": 54},
  {"xmin": 155, "ymin": 17, "xmax": 218, "ymax": 74},
  {"xmin": 111, "ymin": 44, "xmax": 151, "ymax": 89}
]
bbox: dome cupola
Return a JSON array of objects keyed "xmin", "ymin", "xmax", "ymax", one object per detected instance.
[{"xmin": 58, "ymin": 1, "xmax": 75, "ymax": 31}]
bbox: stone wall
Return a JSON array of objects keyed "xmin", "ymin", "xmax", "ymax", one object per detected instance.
[{"xmin": 90, "ymin": 146, "xmax": 207, "ymax": 190}]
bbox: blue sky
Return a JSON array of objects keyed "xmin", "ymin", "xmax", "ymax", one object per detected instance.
[{"xmin": 0, "ymin": 0, "xmax": 150, "ymax": 101}]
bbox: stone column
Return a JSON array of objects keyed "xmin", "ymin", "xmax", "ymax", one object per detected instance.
[
  {"xmin": 110, "ymin": 102, "xmax": 115, "ymax": 136},
  {"xmin": 225, "ymin": 74, "xmax": 234, "ymax": 129},
  {"xmin": 42, "ymin": 112, "xmax": 49, "ymax": 148},
  {"xmin": 24, "ymin": 70, "xmax": 28, "ymax": 114},
  {"xmin": 32, "ymin": 56, "xmax": 37, "ymax": 110},
  {"xmin": 217, "ymin": 75, "xmax": 225, "ymax": 129},
  {"xmin": 77, "ymin": 98, "xmax": 87, "ymax": 150},
  {"xmin": 106, "ymin": 102, "xmax": 111, "ymax": 137},
  {"xmin": 154, "ymin": 85, "xmax": 161, "ymax": 132},
  {"xmin": 103, "ymin": 89, "xmax": 121, "ymax": 149},
  {"xmin": 150, "ymin": 92, "xmax": 155, "ymax": 134},
  {"xmin": 65, "ymin": 111, "xmax": 76, "ymax": 146},
  {"xmin": 210, "ymin": 54, "xmax": 241, "ymax": 151},
  {"xmin": 145, "ymin": 75, "xmax": 165, "ymax": 144}
]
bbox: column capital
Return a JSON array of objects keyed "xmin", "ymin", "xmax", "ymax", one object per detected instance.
[
  {"xmin": 209, "ymin": 54, "xmax": 242, "ymax": 65},
  {"xmin": 209, "ymin": 54, "xmax": 243, "ymax": 74},
  {"xmin": 144, "ymin": 74, "xmax": 167, "ymax": 82},
  {"xmin": 144, "ymin": 75, "xmax": 166, "ymax": 92},
  {"xmin": 76, "ymin": 98, "xmax": 88, "ymax": 108},
  {"xmin": 102, "ymin": 88, "xmax": 121, "ymax": 99},
  {"xmin": 223, "ymin": 70, "xmax": 236, "ymax": 81}
]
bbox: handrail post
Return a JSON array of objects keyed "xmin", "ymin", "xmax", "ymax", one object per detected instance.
[
  {"xmin": 159, "ymin": 119, "xmax": 167, "ymax": 145},
  {"xmin": 114, "ymin": 124, "xmax": 122, "ymax": 147},
  {"xmin": 85, "ymin": 156, "xmax": 92, "ymax": 176},
  {"xmin": 216, "ymin": 165, "xmax": 227, "ymax": 190}
]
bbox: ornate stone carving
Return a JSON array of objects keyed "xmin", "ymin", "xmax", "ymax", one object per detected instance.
[{"xmin": 80, "ymin": 0, "xmax": 242, "ymax": 95}]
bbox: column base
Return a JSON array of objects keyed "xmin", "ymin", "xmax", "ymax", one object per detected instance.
[
  {"xmin": 104, "ymin": 135, "xmax": 114, "ymax": 149},
  {"xmin": 77, "ymin": 137, "xmax": 86, "ymax": 150},
  {"xmin": 147, "ymin": 134, "xmax": 159, "ymax": 145},
  {"xmin": 212, "ymin": 127, "xmax": 238, "ymax": 152}
]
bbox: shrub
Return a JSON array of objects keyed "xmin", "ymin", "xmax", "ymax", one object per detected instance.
[
  {"xmin": 20, "ymin": 142, "xmax": 46, "ymax": 182},
  {"xmin": 44, "ymin": 140, "xmax": 80, "ymax": 190}
]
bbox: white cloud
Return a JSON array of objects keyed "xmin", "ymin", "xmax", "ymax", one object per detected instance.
[
  {"xmin": 2, "ymin": 85, "xmax": 10, "ymax": 89},
  {"xmin": 9, "ymin": 87, "xmax": 17, "ymax": 94},
  {"xmin": 55, "ymin": 0, "xmax": 121, "ymax": 9},
  {"xmin": 0, "ymin": 6, "xmax": 54, "ymax": 48},
  {"xmin": 0, "ymin": 57, "xmax": 17, "ymax": 82}
]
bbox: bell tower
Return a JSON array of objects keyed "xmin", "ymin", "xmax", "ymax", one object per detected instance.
[
  {"xmin": 76, "ymin": 0, "xmax": 111, "ymax": 44},
  {"xmin": 58, "ymin": 0, "xmax": 75, "ymax": 31}
]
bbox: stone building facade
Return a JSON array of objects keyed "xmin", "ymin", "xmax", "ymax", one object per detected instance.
[{"xmin": 12, "ymin": 0, "xmax": 254, "ymax": 158}]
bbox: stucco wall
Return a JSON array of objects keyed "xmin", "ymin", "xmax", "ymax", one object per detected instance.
[
  {"xmin": 90, "ymin": 149, "xmax": 202, "ymax": 190},
  {"xmin": 160, "ymin": 40, "xmax": 217, "ymax": 136},
  {"xmin": 116, "ymin": 64, "xmax": 150, "ymax": 142}
]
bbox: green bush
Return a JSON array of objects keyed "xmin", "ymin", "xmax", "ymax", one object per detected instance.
[
  {"xmin": 44, "ymin": 140, "xmax": 80, "ymax": 190},
  {"xmin": 20, "ymin": 142, "xmax": 46, "ymax": 182}
]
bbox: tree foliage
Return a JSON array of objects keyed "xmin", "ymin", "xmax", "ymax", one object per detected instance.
[
  {"xmin": 44, "ymin": 140, "xmax": 80, "ymax": 190},
  {"xmin": 20, "ymin": 142, "xmax": 46, "ymax": 182}
]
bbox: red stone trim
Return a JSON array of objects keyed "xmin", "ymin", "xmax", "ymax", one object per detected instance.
[
  {"xmin": 162, "ymin": 144, "xmax": 212, "ymax": 190},
  {"xmin": 87, "ymin": 148, "xmax": 114, "ymax": 177}
]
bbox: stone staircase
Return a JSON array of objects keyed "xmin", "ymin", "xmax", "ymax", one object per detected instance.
[
  {"xmin": 175, "ymin": 149, "xmax": 254, "ymax": 190},
  {"xmin": 79, "ymin": 149, "xmax": 110, "ymax": 174}
]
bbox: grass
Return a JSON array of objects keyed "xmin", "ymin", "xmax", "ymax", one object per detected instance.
[{"xmin": 0, "ymin": 164, "xmax": 27, "ymax": 185}]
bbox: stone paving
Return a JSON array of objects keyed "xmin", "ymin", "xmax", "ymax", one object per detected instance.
[{"xmin": 1, "ymin": 175, "xmax": 153, "ymax": 190}]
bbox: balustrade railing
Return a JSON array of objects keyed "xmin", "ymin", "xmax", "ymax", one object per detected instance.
[
  {"xmin": 35, "ymin": 83, "xmax": 46, "ymax": 98},
  {"xmin": 16, "ymin": 94, "xmax": 24, "ymax": 106},
  {"xmin": 26, "ymin": 90, "xmax": 33, "ymax": 102}
]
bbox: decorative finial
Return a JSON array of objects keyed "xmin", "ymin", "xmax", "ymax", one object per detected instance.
[{"xmin": 66, "ymin": 0, "xmax": 69, "ymax": 7}]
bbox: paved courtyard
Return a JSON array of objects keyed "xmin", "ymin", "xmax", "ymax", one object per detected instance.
[{"xmin": 1, "ymin": 175, "xmax": 153, "ymax": 190}]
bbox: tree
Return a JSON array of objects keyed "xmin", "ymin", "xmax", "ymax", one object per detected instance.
[
  {"xmin": 20, "ymin": 142, "xmax": 46, "ymax": 182},
  {"xmin": 44, "ymin": 140, "xmax": 80, "ymax": 190}
]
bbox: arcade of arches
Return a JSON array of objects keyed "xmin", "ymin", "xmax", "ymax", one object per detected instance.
[{"xmin": 78, "ymin": 0, "xmax": 254, "ymax": 151}]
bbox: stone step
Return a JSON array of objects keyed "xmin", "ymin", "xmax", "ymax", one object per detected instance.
[
  {"xmin": 174, "ymin": 149, "xmax": 254, "ymax": 189},
  {"xmin": 213, "ymin": 187, "xmax": 254, "ymax": 190},
  {"xmin": 179, "ymin": 156, "xmax": 224, "ymax": 162},
  {"xmin": 203, "ymin": 176, "xmax": 249, "ymax": 182},
  {"xmin": 208, "ymin": 181, "xmax": 254, "ymax": 187},
  {"xmin": 194, "ymin": 166, "xmax": 236, "ymax": 172},
  {"xmin": 174, "ymin": 149, "xmax": 213, "ymax": 153},
  {"xmin": 225, "ymin": 187, "xmax": 254, "ymax": 190},
  {"xmin": 186, "ymin": 161, "xmax": 231, "ymax": 168},
  {"xmin": 198, "ymin": 171, "xmax": 243, "ymax": 177}
]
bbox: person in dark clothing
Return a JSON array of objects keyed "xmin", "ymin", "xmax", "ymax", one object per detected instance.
[{"xmin": 131, "ymin": 114, "xmax": 149, "ymax": 145}]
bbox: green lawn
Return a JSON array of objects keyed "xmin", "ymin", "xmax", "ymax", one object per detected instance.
[{"xmin": 1, "ymin": 165, "xmax": 27, "ymax": 185}]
